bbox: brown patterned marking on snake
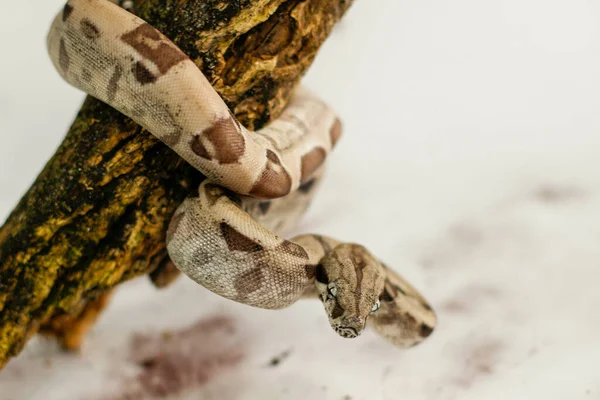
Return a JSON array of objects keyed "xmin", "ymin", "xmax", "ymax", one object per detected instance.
[
  {"xmin": 162, "ymin": 128, "xmax": 182, "ymax": 147},
  {"xmin": 59, "ymin": 39, "xmax": 70, "ymax": 73},
  {"xmin": 220, "ymin": 222, "xmax": 263, "ymax": 253},
  {"xmin": 379, "ymin": 309, "xmax": 418, "ymax": 328},
  {"xmin": 384, "ymin": 280, "xmax": 407, "ymax": 298},
  {"xmin": 81, "ymin": 68, "xmax": 92, "ymax": 83},
  {"xmin": 234, "ymin": 267, "xmax": 264, "ymax": 297},
  {"xmin": 276, "ymin": 240, "xmax": 310, "ymax": 260},
  {"xmin": 300, "ymin": 147, "xmax": 326, "ymax": 184},
  {"xmin": 371, "ymin": 309, "xmax": 395, "ymax": 326},
  {"xmin": 381, "ymin": 309, "xmax": 432, "ymax": 340},
  {"xmin": 349, "ymin": 246, "xmax": 368, "ymax": 311},
  {"xmin": 224, "ymin": 191, "xmax": 244, "ymax": 209},
  {"xmin": 121, "ymin": 23, "xmax": 187, "ymax": 75},
  {"xmin": 201, "ymin": 183, "xmax": 228, "ymax": 207},
  {"xmin": 304, "ymin": 264, "xmax": 317, "ymax": 278},
  {"xmin": 62, "ymin": 3, "xmax": 73, "ymax": 21},
  {"xmin": 132, "ymin": 61, "xmax": 157, "ymax": 84},
  {"xmin": 258, "ymin": 201, "xmax": 271, "ymax": 214},
  {"xmin": 268, "ymin": 266, "xmax": 306, "ymax": 301},
  {"xmin": 419, "ymin": 323, "xmax": 434, "ymax": 338},
  {"xmin": 298, "ymin": 178, "xmax": 316, "ymax": 194},
  {"xmin": 266, "ymin": 150, "xmax": 279, "ymax": 163},
  {"xmin": 380, "ymin": 285, "xmax": 395, "ymax": 302},
  {"xmin": 107, "ymin": 64, "xmax": 123, "ymax": 102},
  {"xmin": 166, "ymin": 210, "xmax": 185, "ymax": 245},
  {"xmin": 331, "ymin": 303, "xmax": 345, "ymax": 319},
  {"xmin": 191, "ymin": 117, "xmax": 245, "ymax": 164},
  {"xmin": 190, "ymin": 135, "xmax": 210, "ymax": 159},
  {"xmin": 80, "ymin": 18, "xmax": 100, "ymax": 40},
  {"xmin": 330, "ymin": 118, "xmax": 342, "ymax": 147},
  {"xmin": 383, "ymin": 282, "xmax": 398, "ymax": 299},
  {"xmin": 249, "ymin": 150, "xmax": 292, "ymax": 198},
  {"xmin": 314, "ymin": 235, "xmax": 333, "ymax": 253},
  {"xmin": 160, "ymin": 107, "xmax": 184, "ymax": 146}
]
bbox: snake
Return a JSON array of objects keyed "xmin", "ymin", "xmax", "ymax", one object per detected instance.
[{"xmin": 47, "ymin": 0, "xmax": 436, "ymax": 347}]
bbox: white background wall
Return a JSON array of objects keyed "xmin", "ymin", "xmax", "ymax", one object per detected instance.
[{"xmin": 1, "ymin": 1, "xmax": 599, "ymax": 399}]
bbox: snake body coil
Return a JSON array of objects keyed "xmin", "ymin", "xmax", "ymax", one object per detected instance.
[{"xmin": 47, "ymin": 0, "xmax": 436, "ymax": 347}]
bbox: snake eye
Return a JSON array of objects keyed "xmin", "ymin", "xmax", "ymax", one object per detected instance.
[
  {"xmin": 371, "ymin": 300, "xmax": 380, "ymax": 313},
  {"xmin": 327, "ymin": 285, "xmax": 337, "ymax": 298}
]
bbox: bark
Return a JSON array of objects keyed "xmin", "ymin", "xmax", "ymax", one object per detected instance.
[{"xmin": 0, "ymin": 0, "xmax": 352, "ymax": 369}]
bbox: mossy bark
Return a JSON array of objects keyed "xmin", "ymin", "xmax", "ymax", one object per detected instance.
[{"xmin": 0, "ymin": 0, "xmax": 352, "ymax": 369}]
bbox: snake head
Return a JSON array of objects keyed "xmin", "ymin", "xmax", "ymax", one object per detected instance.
[{"xmin": 316, "ymin": 243, "xmax": 386, "ymax": 339}]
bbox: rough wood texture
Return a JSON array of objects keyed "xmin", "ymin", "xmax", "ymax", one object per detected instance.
[{"xmin": 0, "ymin": 0, "xmax": 352, "ymax": 369}]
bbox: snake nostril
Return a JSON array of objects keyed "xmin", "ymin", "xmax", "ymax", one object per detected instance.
[{"xmin": 336, "ymin": 326, "xmax": 358, "ymax": 339}]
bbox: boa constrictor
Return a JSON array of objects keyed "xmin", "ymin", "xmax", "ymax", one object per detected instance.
[{"xmin": 47, "ymin": 0, "xmax": 436, "ymax": 347}]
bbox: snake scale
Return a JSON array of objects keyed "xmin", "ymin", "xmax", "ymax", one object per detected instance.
[{"xmin": 47, "ymin": 0, "xmax": 436, "ymax": 347}]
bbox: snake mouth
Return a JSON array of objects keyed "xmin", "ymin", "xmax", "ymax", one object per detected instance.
[{"xmin": 336, "ymin": 326, "xmax": 358, "ymax": 339}]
